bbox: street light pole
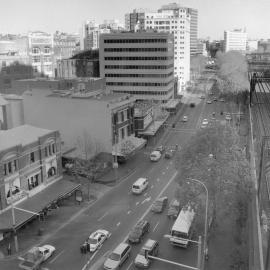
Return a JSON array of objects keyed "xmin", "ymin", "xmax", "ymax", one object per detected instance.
[{"xmin": 187, "ymin": 178, "xmax": 209, "ymax": 270}]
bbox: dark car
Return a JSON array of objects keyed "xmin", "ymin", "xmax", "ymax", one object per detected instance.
[
  {"xmin": 151, "ymin": 197, "xmax": 168, "ymax": 213},
  {"xmin": 190, "ymin": 103, "xmax": 195, "ymax": 108},
  {"xmin": 164, "ymin": 148, "xmax": 176, "ymax": 159},
  {"xmin": 128, "ymin": 220, "xmax": 150, "ymax": 244},
  {"xmin": 167, "ymin": 199, "xmax": 180, "ymax": 219},
  {"xmin": 155, "ymin": 145, "xmax": 165, "ymax": 154}
]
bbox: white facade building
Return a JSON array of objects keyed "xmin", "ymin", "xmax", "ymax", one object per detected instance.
[
  {"xmin": 224, "ymin": 29, "xmax": 247, "ymax": 53},
  {"xmin": 144, "ymin": 8, "xmax": 190, "ymax": 92}
]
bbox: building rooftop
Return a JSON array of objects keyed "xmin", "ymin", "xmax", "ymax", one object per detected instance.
[
  {"xmin": 134, "ymin": 101, "xmax": 153, "ymax": 116},
  {"xmin": 0, "ymin": 125, "xmax": 55, "ymax": 152}
]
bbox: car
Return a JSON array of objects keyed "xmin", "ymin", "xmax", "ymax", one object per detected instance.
[
  {"xmin": 128, "ymin": 220, "xmax": 150, "ymax": 244},
  {"xmin": 155, "ymin": 145, "xmax": 165, "ymax": 154},
  {"xmin": 219, "ymin": 98, "xmax": 225, "ymax": 102},
  {"xmin": 88, "ymin": 229, "xmax": 111, "ymax": 252},
  {"xmin": 206, "ymin": 100, "xmax": 212, "ymax": 104},
  {"xmin": 225, "ymin": 114, "xmax": 232, "ymax": 121},
  {"xmin": 201, "ymin": 119, "xmax": 209, "ymax": 129},
  {"xmin": 211, "ymin": 116, "xmax": 216, "ymax": 121},
  {"xmin": 134, "ymin": 239, "xmax": 159, "ymax": 268},
  {"xmin": 39, "ymin": 245, "xmax": 56, "ymax": 261},
  {"xmin": 200, "ymin": 95, "xmax": 206, "ymax": 99},
  {"xmin": 190, "ymin": 103, "xmax": 195, "ymax": 108},
  {"xmin": 150, "ymin": 151, "xmax": 161, "ymax": 161},
  {"xmin": 103, "ymin": 243, "xmax": 131, "ymax": 270},
  {"xmin": 213, "ymin": 97, "xmax": 218, "ymax": 101},
  {"xmin": 164, "ymin": 148, "xmax": 176, "ymax": 159},
  {"xmin": 151, "ymin": 197, "xmax": 168, "ymax": 213},
  {"xmin": 182, "ymin": 116, "xmax": 188, "ymax": 122},
  {"xmin": 167, "ymin": 199, "xmax": 181, "ymax": 219}
]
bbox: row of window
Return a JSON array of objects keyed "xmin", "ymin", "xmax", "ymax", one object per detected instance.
[
  {"xmin": 3, "ymin": 143, "xmax": 56, "ymax": 176},
  {"xmin": 113, "ymin": 88, "xmax": 173, "ymax": 96},
  {"xmin": 106, "ymin": 82, "xmax": 171, "ymax": 87},
  {"xmin": 105, "ymin": 64, "xmax": 173, "ymax": 70},
  {"xmin": 32, "ymin": 56, "xmax": 52, "ymax": 63},
  {"xmin": 104, "ymin": 48, "xmax": 169, "ymax": 52},
  {"xmin": 104, "ymin": 56, "xmax": 173, "ymax": 61},
  {"xmin": 104, "ymin": 39, "xmax": 167, "ymax": 43},
  {"xmin": 32, "ymin": 47, "xmax": 51, "ymax": 54},
  {"xmin": 105, "ymin": 73, "xmax": 173, "ymax": 78}
]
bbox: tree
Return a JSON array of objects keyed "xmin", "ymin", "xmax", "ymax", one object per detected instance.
[
  {"xmin": 190, "ymin": 55, "xmax": 207, "ymax": 79},
  {"xmin": 175, "ymin": 124, "xmax": 252, "ymax": 236}
]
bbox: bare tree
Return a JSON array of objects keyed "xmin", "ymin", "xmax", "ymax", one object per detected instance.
[{"xmin": 190, "ymin": 55, "xmax": 208, "ymax": 80}]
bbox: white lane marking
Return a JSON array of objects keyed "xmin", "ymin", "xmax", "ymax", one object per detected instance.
[
  {"xmin": 151, "ymin": 185, "xmax": 154, "ymax": 189},
  {"xmin": 157, "ymin": 178, "xmax": 160, "ymax": 182},
  {"xmin": 90, "ymin": 250, "xmax": 98, "ymax": 261},
  {"xmin": 153, "ymin": 222, "xmax": 160, "ymax": 232},
  {"xmin": 136, "ymin": 201, "xmax": 140, "ymax": 206},
  {"xmin": 49, "ymin": 250, "xmax": 65, "ymax": 264},
  {"xmin": 116, "ymin": 222, "xmax": 121, "ymax": 227},
  {"xmin": 127, "ymin": 262, "xmax": 133, "ymax": 270},
  {"xmin": 144, "ymin": 192, "xmax": 148, "ymax": 197},
  {"xmin": 141, "ymin": 196, "xmax": 151, "ymax": 204},
  {"xmin": 127, "ymin": 210, "xmax": 131, "ymax": 215},
  {"xmin": 123, "ymin": 171, "xmax": 178, "ymax": 243},
  {"xmin": 97, "ymin": 212, "xmax": 108, "ymax": 221}
]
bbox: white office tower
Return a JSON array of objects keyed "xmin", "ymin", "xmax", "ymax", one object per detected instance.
[
  {"xmin": 224, "ymin": 29, "xmax": 247, "ymax": 53},
  {"xmin": 144, "ymin": 7, "xmax": 190, "ymax": 92}
]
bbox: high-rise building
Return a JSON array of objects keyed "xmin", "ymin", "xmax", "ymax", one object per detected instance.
[
  {"xmin": 125, "ymin": 9, "xmax": 145, "ymax": 32},
  {"xmin": 224, "ymin": 29, "xmax": 247, "ymax": 53},
  {"xmin": 187, "ymin": 8, "xmax": 198, "ymax": 56},
  {"xmin": 145, "ymin": 6, "xmax": 190, "ymax": 91},
  {"xmin": 99, "ymin": 32, "xmax": 174, "ymax": 102}
]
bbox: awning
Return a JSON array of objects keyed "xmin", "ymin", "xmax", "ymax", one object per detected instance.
[
  {"xmin": 139, "ymin": 115, "xmax": 169, "ymax": 136},
  {"xmin": 0, "ymin": 179, "xmax": 81, "ymax": 232}
]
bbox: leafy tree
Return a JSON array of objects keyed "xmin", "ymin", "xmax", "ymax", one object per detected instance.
[{"xmin": 175, "ymin": 124, "xmax": 252, "ymax": 236}]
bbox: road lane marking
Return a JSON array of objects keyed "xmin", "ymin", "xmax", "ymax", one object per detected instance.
[
  {"xmin": 49, "ymin": 250, "xmax": 65, "ymax": 264},
  {"xmin": 123, "ymin": 171, "xmax": 178, "ymax": 243},
  {"xmin": 127, "ymin": 210, "xmax": 131, "ymax": 215},
  {"xmin": 116, "ymin": 222, "xmax": 121, "ymax": 227},
  {"xmin": 127, "ymin": 262, "xmax": 133, "ymax": 270},
  {"xmin": 141, "ymin": 197, "xmax": 151, "ymax": 204},
  {"xmin": 151, "ymin": 185, "xmax": 154, "ymax": 189},
  {"xmin": 97, "ymin": 212, "xmax": 108, "ymax": 221},
  {"xmin": 144, "ymin": 192, "xmax": 148, "ymax": 197},
  {"xmin": 136, "ymin": 201, "xmax": 140, "ymax": 206},
  {"xmin": 153, "ymin": 222, "xmax": 159, "ymax": 232},
  {"xmin": 90, "ymin": 250, "xmax": 98, "ymax": 261}
]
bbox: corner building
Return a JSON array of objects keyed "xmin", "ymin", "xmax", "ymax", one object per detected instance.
[{"xmin": 99, "ymin": 32, "xmax": 174, "ymax": 102}]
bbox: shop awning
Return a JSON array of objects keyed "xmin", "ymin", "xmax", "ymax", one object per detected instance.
[{"xmin": 0, "ymin": 179, "xmax": 81, "ymax": 232}]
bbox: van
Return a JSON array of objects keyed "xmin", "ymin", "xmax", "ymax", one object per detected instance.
[
  {"xmin": 132, "ymin": 178, "xmax": 148, "ymax": 194},
  {"xmin": 150, "ymin": 151, "xmax": 161, "ymax": 161},
  {"xmin": 103, "ymin": 242, "xmax": 131, "ymax": 270}
]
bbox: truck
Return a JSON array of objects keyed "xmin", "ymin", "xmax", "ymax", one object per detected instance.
[{"xmin": 18, "ymin": 245, "xmax": 55, "ymax": 270}]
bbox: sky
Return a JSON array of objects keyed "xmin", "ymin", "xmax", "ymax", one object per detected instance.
[{"xmin": 1, "ymin": 0, "xmax": 270, "ymax": 40}]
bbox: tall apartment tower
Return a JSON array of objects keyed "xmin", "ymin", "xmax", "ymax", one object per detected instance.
[
  {"xmin": 187, "ymin": 8, "xmax": 198, "ymax": 56},
  {"xmin": 125, "ymin": 9, "xmax": 145, "ymax": 32},
  {"xmin": 144, "ymin": 5, "xmax": 190, "ymax": 92},
  {"xmin": 99, "ymin": 32, "xmax": 174, "ymax": 102},
  {"xmin": 224, "ymin": 29, "xmax": 247, "ymax": 52}
]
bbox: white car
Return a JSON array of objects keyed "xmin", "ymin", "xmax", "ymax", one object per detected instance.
[
  {"xmin": 39, "ymin": 245, "xmax": 56, "ymax": 262},
  {"xmin": 182, "ymin": 116, "xmax": 188, "ymax": 122},
  {"xmin": 88, "ymin": 230, "xmax": 111, "ymax": 252},
  {"xmin": 201, "ymin": 119, "xmax": 208, "ymax": 128},
  {"xmin": 150, "ymin": 150, "xmax": 161, "ymax": 161},
  {"xmin": 225, "ymin": 114, "xmax": 232, "ymax": 121},
  {"xmin": 206, "ymin": 100, "xmax": 212, "ymax": 104}
]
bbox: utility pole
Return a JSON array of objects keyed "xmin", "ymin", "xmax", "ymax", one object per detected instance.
[
  {"xmin": 9, "ymin": 185, "xmax": 19, "ymax": 252},
  {"xmin": 197, "ymin": 236, "xmax": 202, "ymax": 270}
]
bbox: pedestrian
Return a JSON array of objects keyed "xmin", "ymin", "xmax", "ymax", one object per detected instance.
[{"xmin": 7, "ymin": 243, "xmax": 11, "ymax": 255}]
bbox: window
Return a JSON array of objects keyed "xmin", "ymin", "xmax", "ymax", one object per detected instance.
[
  {"xmin": 8, "ymin": 162, "xmax": 12, "ymax": 174},
  {"xmin": 121, "ymin": 128, "xmax": 125, "ymax": 139},
  {"xmin": 32, "ymin": 47, "xmax": 40, "ymax": 54},
  {"xmin": 121, "ymin": 111, "xmax": 124, "ymax": 122},
  {"xmin": 4, "ymin": 164, "xmax": 7, "ymax": 175},
  {"xmin": 52, "ymin": 143, "xmax": 56, "ymax": 154},
  {"xmin": 30, "ymin": 152, "xmax": 35, "ymax": 163},
  {"xmin": 44, "ymin": 46, "xmax": 51, "ymax": 54},
  {"xmin": 32, "ymin": 56, "xmax": 40, "ymax": 63}
]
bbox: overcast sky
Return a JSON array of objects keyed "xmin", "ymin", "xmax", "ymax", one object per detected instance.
[{"xmin": 1, "ymin": 0, "xmax": 270, "ymax": 40}]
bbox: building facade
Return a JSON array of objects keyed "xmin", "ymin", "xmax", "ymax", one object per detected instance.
[
  {"xmin": 99, "ymin": 32, "xmax": 174, "ymax": 102},
  {"xmin": 0, "ymin": 125, "xmax": 62, "ymax": 211},
  {"xmin": 144, "ymin": 6, "xmax": 190, "ymax": 91},
  {"xmin": 28, "ymin": 31, "xmax": 54, "ymax": 77},
  {"xmin": 125, "ymin": 9, "xmax": 145, "ymax": 32},
  {"xmin": 186, "ymin": 8, "xmax": 198, "ymax": 56},
  {"xmin": 224, "ymin": 29, "xmax": 247, "ymax": 53}
]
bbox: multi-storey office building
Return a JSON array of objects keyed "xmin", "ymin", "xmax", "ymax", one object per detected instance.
[
  {"xmin": 186, "ymin": 8, "xmax": 198, "ymax": 56},
  {"xmin": 99, "ymin": 32, "xmax": 174, "ymax": 102},
  {"xmin": 224, "ymin": 29, "xmax": 247, "ymax": 53},
  {"xmin": 125, "ymin": 9, "xmax": 145, "ymax": 32},
  {"xmin": 28, "ymin": 31, "xmax": 54, "ymax": 77}
]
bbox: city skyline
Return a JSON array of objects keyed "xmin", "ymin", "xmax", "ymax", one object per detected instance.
[{"xmin": 1, "ymin": 0, "xmax": 270, "ymax": 40}]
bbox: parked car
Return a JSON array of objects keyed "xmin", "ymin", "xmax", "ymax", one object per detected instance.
[
  {"xmin": 87, "ymin": 230, "xmax": 111, "ymax": 252},
  {"xmin": 155, "ymin": 145, "xmax": 165, "ymax": 154},
  {"xmin": 213, "ymin": 97, "xmax": 218, "ymax": 101},
  {"xmin": 164, "ymin": 148, "xmax": 176, "ymax": 159},
  {"xmin": 134, "ymin": 239, "xmax": 159, "ymax": 268},
  {"xmin": 103, "ymin": 243, "xmax": 131, "ymax": 270},
  {"xmin": 167, "ymin": 199, "xmax": 181, "ymax": 219},
  {"xmin": 150, "ymin": 151, "xmax": 161, "ymax": 162},
  {"xmin": 128, "ymin": 220, "xmax": 150, "ymax": 244},
  {"xmin": 201, "ymin": 119, "xmax": 209, "ymax": 129},
  {"xmin": 206, "ymin": 100, "xmax": 212, "ymax": 104},
  {"xmin": 151, "ymin": 197, "xmax": 168, "ymax": 213},
  {"xmin": 182, "ymin": 116, "xmax": 188, "ymax": 122},
  {"xmin": 225, "ymin": 113, "xmax": 232, "ymax": 121}
]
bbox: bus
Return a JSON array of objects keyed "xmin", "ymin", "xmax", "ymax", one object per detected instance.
[{"xmin": 170, "ymin": 204, "xmax": 195, "ymax": 248}]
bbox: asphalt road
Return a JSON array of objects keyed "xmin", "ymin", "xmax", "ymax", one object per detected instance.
[{"xmin": 2, "ymin": 84, "xmax": 240, "ymax": 270}]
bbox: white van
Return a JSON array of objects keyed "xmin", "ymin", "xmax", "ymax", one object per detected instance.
[
  {"xmin": 132, "ymin": 178, "xmax": 148, "ymax": 194},
  {"xmin": 150, "ymin": 151, "xmax": 161, "ymax": 162}
]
